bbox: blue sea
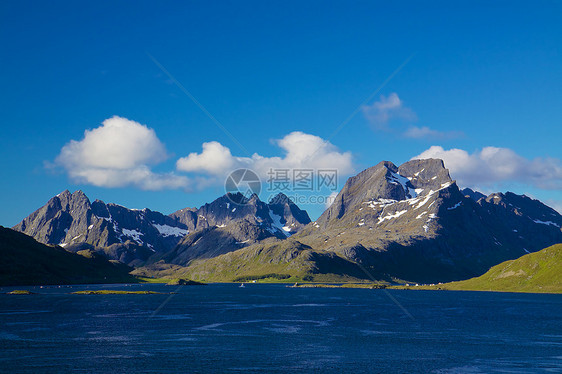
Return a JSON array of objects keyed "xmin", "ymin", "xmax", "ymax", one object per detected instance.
[{"xmin": 0, "ymin": 283, "xmax": 561, "ymax": 373}]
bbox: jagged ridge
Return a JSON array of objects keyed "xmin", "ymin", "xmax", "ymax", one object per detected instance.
[{"xmin": 174, "ymin": 159, "xmax": 562, "ymax": 283}]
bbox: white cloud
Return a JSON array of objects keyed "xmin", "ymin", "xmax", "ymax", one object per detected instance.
[
  {"xmin": 58, "ymin": 116, "xmax": 168, "ymax": 169},
  {"xmin": 55, "ymin": 116, "xmax": 189, "ymax": 190},
  {"xmin": 413, "ymin": 146, "xmax": 562, "ymax": 190},
  {"xmin": 325, "ymin": 191, "xmax": 339, "ymax": 208},
  {"xmin": 255, "ymin": 132, "xmax": 354, "ymax": 175},
  {"xmin": 176, "ymin": 131, "xmax": 355, "ymax": 182},
  {"xmin": 363, "ymin": 93, "xmax": 464, "ymax": 140},
  {"xmin": 404, "ymin": 126, "xmax": 463, "ymax": 140},
  {"xmin": 362, "ymin": 92, "xmax": 416, "ymax": 129},
  {"xmin": 54, "ymin": 119, "xmax": 354, "ymax": 193},
  {"xmin": 176, "ymin": 141, "xmax": 236, "ymax": 175}
]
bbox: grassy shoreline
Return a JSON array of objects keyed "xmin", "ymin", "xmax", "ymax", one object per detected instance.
[{"xmin": 5, "ymin": 242, "xmax": 561, "ymax": 294}]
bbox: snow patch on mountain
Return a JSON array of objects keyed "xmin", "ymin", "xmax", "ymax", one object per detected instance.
[
  {"xmin": 388, "ymin": 171, "xmax": 417, "ymax": 198},
  {"xmin": 152, "ymin": 224, "xmax": 189, "ymax": 237},
  {"xmin": 532, "ymin": 219, "xmax": 560, "ymax": 228},
  {"xmin": 122, "ymin": 228, "xmax": 143, "ymax": 243},
  {"xmin": 413, "ymin": 193, "xmax": 433, "ymax": 210},
  {"xmin": 269, "ymin": 209, "xmax": 290, "ymax": 237},
  {"xmin": 378, "ymin": 210, "xmax": 408, "ymax": 224},
  {"xmin": 447, "ymin": 202, "xmax": 462, "ymax": 210},
  {"xmin": 366, "ymin": 199, "xmax": 398, "ymax": 209}
]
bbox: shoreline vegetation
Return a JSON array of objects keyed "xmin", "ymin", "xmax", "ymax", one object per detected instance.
[
  {"xmin": 4, "ymin": 281, "xmax": 561, "ymax": 295},
  {"xmin": 72, "ymin": 290, "xmax": 169, "ymax": 295},
  {"xmin": 3, "ymin": 244, "xmax": 560, "ymax": 294},
  {"xmin": 5, "ymin": 282, "xmax": 560, "ymax": 295},
  {"xmin": 135, "ymin": 243, "xmax": 562, "ymax": 294}
]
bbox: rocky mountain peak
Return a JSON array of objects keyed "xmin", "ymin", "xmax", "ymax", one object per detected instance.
[
  {"xmin": 46, "ymin": 190, "xmax": 91, "ymax": 214},
  {"xmin": 14, "ymin": 191, "xmax": 190, "ymax": 265},
  {"xmin": 55, "ymin": 189, "xmax": 72, "ymax": 199},
  {"xmin": 398, "ymin": 158, "xmax": 452, "ymax": 189},
  {"xmin": 480, "ymin": 191, "xmax": 562, "ymax": 228},
  {"xmin": 317, "ymin": 159, "xmax": 452, "ymax": 226},
  {"xmin": 462, "ymin": 188, "xmax": 486, "ymax": 202},
  {"xmin": 11, "ymin": 157, "xmax": 562, "ymax": 285},
  {"xmin": 318, "ymin": 161, "xmax": 400, "ymax": 222},
  {"xmin": 71, "ymin": 189, "xmax": 88, "ymax": 199},
  {"xmin": 292, "ymin": 158, "xmax": 562, "ymax": 283},
  {"xmin": 224, "ymin": 192, "xmax": 247, "ymax": 205},
  {"xmin": 160, "ymin": 191, "xmax": 312, "ymax": 266},
  {"xmin": 168, "ymin": 190, "xmax": 311, "ymax": 238},
  {"xmin": 267, "ymin": 193, "xmax": 311, "ymax": 234},
  {"xmin": 268, "ymin": 192, "xmax": 291, "ymax": 205},
  {"xmin": 247, "ymin": 193, "xmax": 261, "ymax": 204}
]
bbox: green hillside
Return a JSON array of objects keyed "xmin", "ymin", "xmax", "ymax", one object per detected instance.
[
  {"xmin": 435, "ymin": 244, "xmax": 562, "ymax": 293},
  {"xmin": 0, "ymin": 226, "xmax": 137, "ymax": 286},
  {"xmin": 134, "ymin": 238, "xmax": 371, "ymax": 283}
]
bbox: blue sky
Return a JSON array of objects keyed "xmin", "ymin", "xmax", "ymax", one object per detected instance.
[{"xmin": 1, "ymin": 1, "xmax": 562, "ymax": 226}]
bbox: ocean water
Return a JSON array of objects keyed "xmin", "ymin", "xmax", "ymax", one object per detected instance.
[{"xmin": 0, "ymin": 283, "xmax": 561, "ymax": 373}]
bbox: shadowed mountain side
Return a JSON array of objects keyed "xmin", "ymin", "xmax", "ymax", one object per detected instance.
[
  {"xmin": 0, "ymin": 227, "xmax": 136, "ymax": 286},
  {"xmin": 65, "ymin": 241, "xmax": 155, "ymax": 267},
  {"xmin": 151, "ymin": 223, "xmax": 275, "ymax": 265}
]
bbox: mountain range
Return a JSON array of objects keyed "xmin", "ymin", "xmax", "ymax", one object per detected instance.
[
  {"xmin": 289, "ymin": 159, "xmax": 562, "ymax": 282},
  {"xmin": 10, "ymin": 158, "xmax": 562, "ymax": 284},
  {"xmin": 14, "ymin": 189, "xmax": 311, "ymax": 267}
]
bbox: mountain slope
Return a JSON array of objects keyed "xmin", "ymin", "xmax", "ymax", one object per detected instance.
[
  {"xmin": 136, "ymin": 237, "xmax": 369, "ymax": 283},
  {"xmin": 11, "ymin": 159, "xmax": 562, "ymax": 285},
  {"xmin": 169, "ymin": 192, "xmax": 310, "ymax": 236},
  {"xmin": 13, "ymin": 190, "xmax": 312, "ymax": 268},
  {"xmin": 173, "ymin": 159, "xmax": 562, "ymax": 283},
  {"xmin": 13, "ymin": 190, "xmax": 189, "ymax": 265},
  {"xmin": 159, "ymin": 192, "xmax": 311, "ymax": 265},
  {"xmin": 288, "ymin": 158, "xmax": 562, "ymax": 282},
  {"xmin": 435, "ymin": 243, "xmax": 562, "ymax": 293},
  {"xmin": 0, "ymin": 226, "xmax": 136, "ymax": 286}
]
